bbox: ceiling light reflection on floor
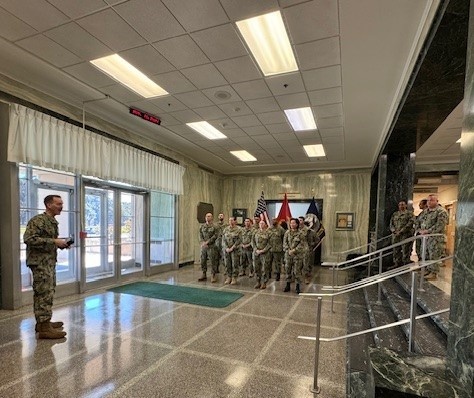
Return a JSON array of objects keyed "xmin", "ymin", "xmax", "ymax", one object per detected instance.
[{"xmin": 225, "ymin": 366, "xmax": 250, "ymax": 388}]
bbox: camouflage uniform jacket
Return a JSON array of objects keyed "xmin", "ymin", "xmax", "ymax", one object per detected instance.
[
  {"xmin": 269, "ymin": 225, "xmax": 285, "ymax": 252},
  {"xmin": 421, "ymin": 206, "xmax": 448, "ymax": 234},
  {"xmin": 253, "ymin": 229, "xmax": 271, "ymax": 253},
  {"xmin": 415, "ymin": 209, "xmax": 429, "ymax": 233},
  {"xmin": 199, "ymin": 223, "xmax": 218, "ymax": 246},
  {"xmin": 389, "ymin": 210, "xmax": 415, "ymax": 236},
  {"xmin": 222, "ymin": 225, "xmax": 242, "ymax": 251},
  {"xmin": 23, "ymin": 213, "xmax": 59, "ymax": 266},
  {"xmin": 283, "ymin": 229, "xmax": 305, "ymax": 255},
  {"xmin": 241, "ymin": 227, "xmax": 253, "ymax": 251}
]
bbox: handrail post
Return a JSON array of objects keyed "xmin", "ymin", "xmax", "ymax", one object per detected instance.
[
  {"xmin": 331, "ymin": 264, "xmax": 335, "ymax": 313},
  {"xmin": 408, "ymin": 271, "xmax": 418, "ymax": 352},
  {"xmin": 377, "ymin": 253, "xmax": 382, "ymax": 304},
  {"xmin": 310, "ymin": 296, "xmax": 323, "ymax": 394}
]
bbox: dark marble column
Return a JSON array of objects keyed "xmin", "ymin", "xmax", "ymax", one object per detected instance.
[
  {"xmin": 446, "ymin": 1, "xmax": 474, "ymax": 392},
  {"xmin": 374, "ymin": 153, "xmax": 416, "ymax": 250}
]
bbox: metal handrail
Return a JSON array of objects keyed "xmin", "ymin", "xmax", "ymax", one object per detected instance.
[
  {"xmin": 334, "ymin": 233, "xmax": 392, "ymax": 257},
  {"xmin": 328, "ymin": 234, "xmax": 445, "ymax": 310},
  {"xmin": 300, "ymin": 240, "xmax": 451, "ymax": 395}
]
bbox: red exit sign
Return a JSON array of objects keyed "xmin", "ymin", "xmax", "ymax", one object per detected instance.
[{"xmin": 129, "ymin": 107, "xmax": 161, "ymax": 125}]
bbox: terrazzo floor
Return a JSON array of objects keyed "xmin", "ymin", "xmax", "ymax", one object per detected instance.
[{"xmin": 0, "ymin": 265, "xmax": 349, "ymax": 398}]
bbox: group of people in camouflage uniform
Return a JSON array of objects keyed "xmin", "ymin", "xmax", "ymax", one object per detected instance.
[
  {"xmin": 198, "ymin": 213, "xmax": 322, "ymax": 294},
  {"xmin": 389, "ymin": 194, "xmax": 448, "ymax": 280}
]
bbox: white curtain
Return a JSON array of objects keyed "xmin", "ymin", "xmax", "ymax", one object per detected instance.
[{"xmin": 7, "ymin": 104, "xmax": 185, "ymax": 195}]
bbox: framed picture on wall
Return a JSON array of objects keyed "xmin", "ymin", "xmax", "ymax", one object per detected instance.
[
  {"xmin": 336, "ymin": 212, "xmax": 355, "ymax": 230},
  {"xmin": 232, "ymin": 208, "xmax": 247, "ymax": 225}
]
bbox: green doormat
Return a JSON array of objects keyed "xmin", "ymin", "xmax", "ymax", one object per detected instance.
[{"xmin": 107, "ymin": 282, "xmax": 243, "ymax": 308}]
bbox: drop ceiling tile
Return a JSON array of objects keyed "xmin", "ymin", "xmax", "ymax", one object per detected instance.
[
  {"xmin": 209, "ymin": 118, "xmax": 238, "ymax": 129},
  {"xmin": 159, "ymin": 113, "xmax": 181, "ymax": 126},
  {"xmin": 298, "ymin": 137, "xmax": 322, "ymax": 145},
  {"xmin": 215, "ymin": 56, "xmax": 261, "ymax": 83},
  {"xmin": 265, "ymin": 123, "xmax": 292, "ymax": 134},
  {"xmin": 1, "ymin": 0, "xmax": 69, "ymax": 31},
  {"xmin": 114, "ymin": 0, "xmax": 185, "ymax": 42},
  {"xmin": 322, "ymin": 136, "xmax": 344, "ymax": 145},
  {"xmin": 153, "ymin": 35, "xmax": 209, "ymax": 69},
  {"xmin": 284, "ymin": 0, "xmax": 339, "ymax": 44},
  {"xmin": 191, "ymin": 24, "xmax": 247, "ymax": 61},
  {"xmin": 219, "ymin": 101, "xmax": 253, "ymax": 117},
  {"xmin": 194, "ymin": 106, "xmax": 227, "ymax": 120},
  {"xmin": 77, "ymin": 9, "xmax": 146, "ymax": 52},
  {"xmin": 128, "ymin": 100, "xmax": 165, "ymax": 115},
  {"xmin": 45, "ymin": 23, "xmax": 112, "ymax": 60},
  {"xmin": 220, "ymin": 0, "xmax": 277, "ymax": 20},
  {"xmin": 102, "ymin": 83, "xmax": 143, "ymax": 103},
  {"xmin": 162, "ymin": 0, "xmax": 228, "ymax": 32},
  {"xmin": 175, "ymin": 91, "xmax": 214, "ymax": 108},
  {"xmin": 119, "ymin": 45, "xmax": 175, "ymax": 77},
  {"xmin": 150, "ymin": 96, "xmax": 187, "ymax": 112},
  {"xmin": 233, "ymin": 79, "xmax": 273, "ymax": 100},
  {"xmin": 246, "ymin": 97, "xmax": 280, "ymax": 113},
  {"xmin": 152, "ymin": 71, "xmax": 196, "ymax": 94},
  {"xmin": 279, "ymin": 0, "xmax": 307, "ymax": 6},
  {"xmin": 302, "ymin": 65, "xmax": 341, "ymax": 91},
  {"xmin": 202, "ymin": 85, "xmax": 242, "ymax": 104},
  {"xmin": 275, "ymin": 92, "xmax": 310, "ymax": 110},
  {"xmin": 308, "ymin": 87, "xmax": 342, "ymax": 106},
  {"xmin": 48, "ymin": 0, "xmax": 107, "ymax": 18},
  {"xmin": 257, "ymin": 111, "xmax": 287, "ymax": 125},
  {"xmin": 0, "ymin": 8, "xmax": 37, "ymax": 41},
  {"xmin": 16, "ymin": 34, "xmax": 81, "ymax": 67},
  {"xmin": 314, "ymin": 103, "xmax": 343, "ymax": 118},
  {"xmin": 319, "ymin": 127, "xmax": 344, "ymax": 137},
  {"xmin": 181, "ymin": 64, "xmax": 227, "ymax": 89},
  {"xmin": 222, "ymin": 129, "xmax": 249, "ymax": 139},
  {"xmin": 265, "ymin": 72, "xmax": 305, "ymax": 95},
  {"xmin": 296, "ymin": 37, "xmax": 340, "ymax": 71},
  {"xmin": 317, "ymin": 116, "xmax": 343, "ymax": 128},
  {"xmin": 243, "ymin": 126, "xmax": 269, "ymax": 136},
  {"xmin": 253, "ymin": 135, "xmax": 278, "ymax": 144},
  {"xmin": 295, "ymin": 131, "xmax": 319, "ymax": 140},
  {"xmin": 64, "ymin": 62, "xmax": 116, "ymax": 87},
  {"xmin": 271, "ymin": 132, "xmax": 299, "ymax": 141},
  {"xmin": 168, "ymin": 109, "xmax": 201, "ymax": 123},
  {"xmin": 232, "ymin": 115, "xmax": 261, "ymax": 127},
  {"xmin": 231, "ymin": 136, "xmax": 254, "ymax": 146}
]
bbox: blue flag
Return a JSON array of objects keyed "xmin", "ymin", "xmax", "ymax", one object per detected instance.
[{"xmin": 306, "ymin": 197, "xmax": 321, "ymax": 219}]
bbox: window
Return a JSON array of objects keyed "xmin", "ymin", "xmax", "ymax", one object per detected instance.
[{"xmin": 150, "ymin": 192, "xmax": 175, "ymax": 266}]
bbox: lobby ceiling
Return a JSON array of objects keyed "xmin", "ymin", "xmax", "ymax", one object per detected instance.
[{"xmin": 0, "ymin": 0, "xmax": 464, "ymax": 175}]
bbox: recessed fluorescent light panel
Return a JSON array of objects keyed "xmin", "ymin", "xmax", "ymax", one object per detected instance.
[
  {"xmin": 186, "ymin": 122, "xmax": 227, "ymax": 140},
  {"xmin": 303, "ymin": 144, "xmax": 326, "ymax": 158},
  {"xmin": 456, "ymin": 138, "xmax": 461, "ymax": 143},
  {"xmin": 236, "ymin": 11, "xmax": 298, "ymax": 76},
  {"xmin": 90, "ymin": 54, "xmax": 168, "ymax": 98},
  {"xmin": 230, "ymin": 150, "xmax": 257, "ymax": 162},
  {"xmin": 284, "ymin": 107, "xmax": 317, "ymax": 131}
]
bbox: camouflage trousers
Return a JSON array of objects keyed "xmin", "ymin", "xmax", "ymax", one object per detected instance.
[
  {"xmin": 224, "ymin": 249, "xmax": 241, "ymax": 277},
  {"xmin": 425, "ymin": 236, "xmax": 445, "ymax": 274},
  {"xmin": 200, "ymin": 245, "xmax": 217, "ymax": 275},
  {"xmin": 254, "ymin": 252, "xmax": 271, "ymax": 283},
  {"xmin": 29, "ymin": 262, "xmax": 56, "ymax": 323},
  {"xmin": 270, "ymin": 251, "xmax": 283, "ymax": 274},
  {"xmin": 302, "ymin": 249, "xmax": 315, "ymax": 276},
  {"xmin": 285, "ymin": 253, "xmax": 303, "ymax": 284},
  {"xmin": 240, "ymin": 249, "xmax": 253, "ymax": 274},
  {"xmin": 392, "ymin": 234, "xmax": 412, "ymax": 267}
]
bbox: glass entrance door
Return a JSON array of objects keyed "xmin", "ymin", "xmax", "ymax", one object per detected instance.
[
  {"xmin": 83, "ymin": 185, "xmax": 146, "ymax": 286},
  {"xmin": 84, "ymin": 187, "xmax": 115, "ymax": 283}
]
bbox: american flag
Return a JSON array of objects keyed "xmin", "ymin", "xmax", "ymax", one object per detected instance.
[{"xmin": 254, "ymin": 191, "xmax": 270, "ymax": 226}]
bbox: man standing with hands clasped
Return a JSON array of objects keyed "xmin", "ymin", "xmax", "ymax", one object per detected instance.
[{"xmin": 24, "ymin": 195, "xmax": 71, "ymax": 339}]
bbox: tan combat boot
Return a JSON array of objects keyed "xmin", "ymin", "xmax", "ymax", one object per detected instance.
[
  {"xmin": 224, "ymin": 276, "xmax": 231, "ymax": 284},
  {"xmin": 230, "ymin": 277, "xmax": 237, "ymax": 285},
  {"xmin": 211, "ymin": 274, "xmax": 217, "ymax": 283},
  {"xmin": 37, "ymin": 322, "xmax": 67, "ymax": 339},
  {"xmin": 198, "ymin": 272, "xmax": 207, "ymax": 281},
  {"xmin": 35, "ymin": 321, "xmax": 64, "ymax": 332}
]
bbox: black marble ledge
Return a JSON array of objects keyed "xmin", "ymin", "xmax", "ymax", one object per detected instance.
[{"xmin": 370, "ymin": 347, "xmax": 470, "ymax": 397}]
